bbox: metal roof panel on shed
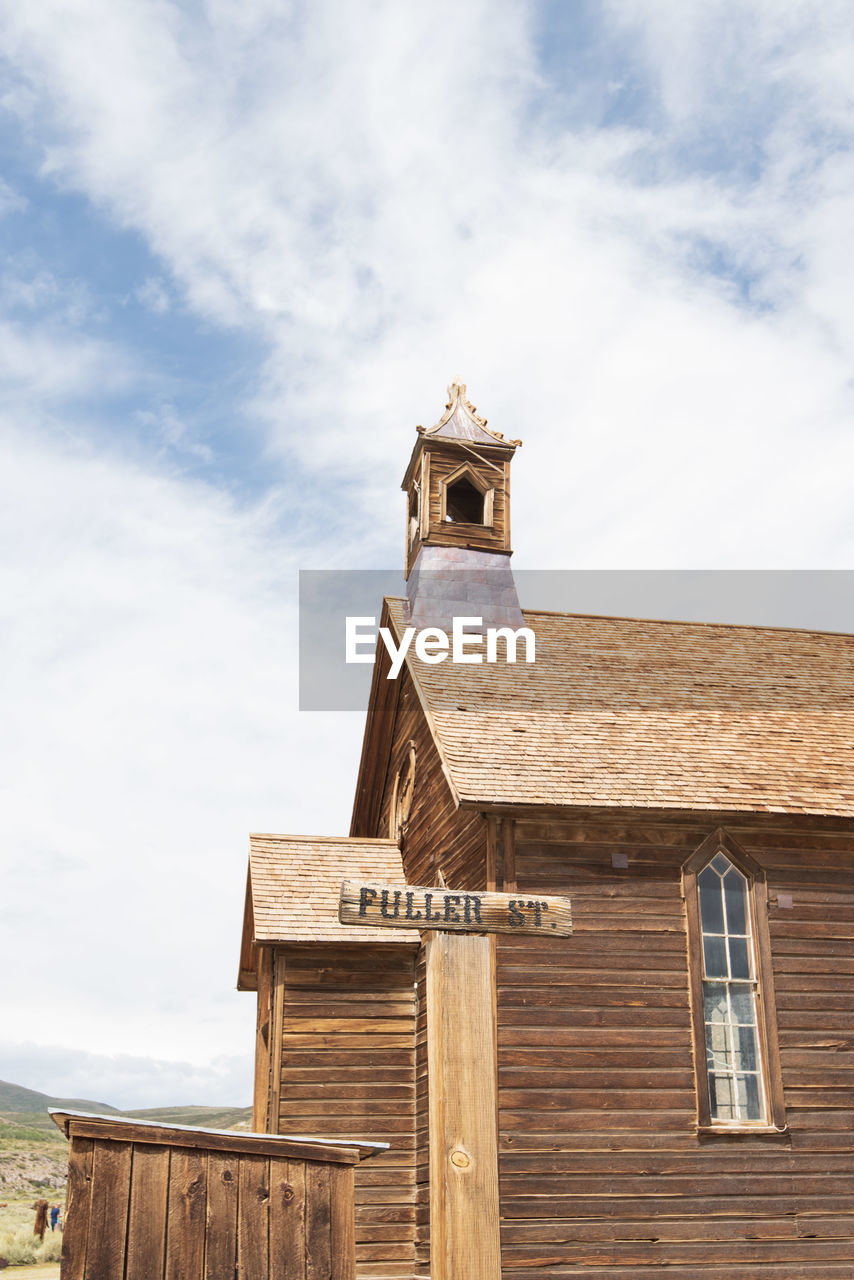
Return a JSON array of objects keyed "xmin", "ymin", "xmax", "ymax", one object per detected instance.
[{"xmin": 50, "ymin": 1108, "xmax": 389, "ymax": 1163}]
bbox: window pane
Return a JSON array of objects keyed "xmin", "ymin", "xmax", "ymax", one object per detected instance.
[
  {"xmin": 729, "ymin": 937, "xmax": 750, "ymax": 979},
  {"xmin": 703, "ymin": 984, "xmax": 728, "ymax": 1023},
  {"xmin": 735, "ymin": 1024, "xmax": 758, "ymax": 1072},
  {"xmin": 743, "ymin": 1073, "xmax": 762, "ymax": 1120},
  {"xmin": 729, "ymin": 987, "xmax": 754, "ymax": 1025},
  {"xmin": 711, "ymin": 853, "xmax": 730, "ymax": 875},
  {"xmin": 723, "ymin": 868, "xmax": 748, "ymax": 934},
  {"xmin": 698, "ymin": 867, "xmax": 724, "ymax": 933},
  {"xmin": 709, "ymin": 1073, "xmax": 735, "ymax": 1121},
  {"xmin": 705, "ymin": 1019, "xmax": 730, "ymax": 1068},
  {"xmin": 703, "ymin": 935, "xmax": 728, "ymax": 978}
]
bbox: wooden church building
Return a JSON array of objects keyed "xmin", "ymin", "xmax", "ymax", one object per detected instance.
[{"xmin": 238, "ymin": 382, "xmax": 854, "ymax": 1279}]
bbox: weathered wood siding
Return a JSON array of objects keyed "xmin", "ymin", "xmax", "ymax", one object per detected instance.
[
  {"xmin": 497, "ymin": 814, "xmax": 854, "ymax": 1278},
  {"xmin": 420, "ymin": 442, "xmax": 511, "ymax": 557},
  {"xmin": 276, "ymin": 944, "xmax": 418, "ymax": 1279},
  {"xmin": 377, "ymin": 667, "xmax": 486, "ymax": 890},
  {"xmin": 58, "ymin": 1114, "xmax": 362, "ymax": 1280},
  {"xmin": 252, "ymin": 945, "xmax": 274, "ymax": 1132},
  {"xmin": 414, "ymin": 945, "xmax": 430, "ymax": 1277}
]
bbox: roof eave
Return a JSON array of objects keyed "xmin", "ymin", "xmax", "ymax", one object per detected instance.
[
  {"xmin": 463, "ymin": 797, "xmax": 854, "ymax": 824},
  {"xmin": 236, "ymin": 864, "xmax": 257, "ymax": 992}
]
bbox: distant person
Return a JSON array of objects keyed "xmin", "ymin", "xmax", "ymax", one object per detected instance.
[
  {"xmin": 50, "ymin": 1204, "xmax": 60, "ymax": 1231},
  {"xmin": 33, "ymin": 1198, "xmax": 49, "ymax": 1241}
]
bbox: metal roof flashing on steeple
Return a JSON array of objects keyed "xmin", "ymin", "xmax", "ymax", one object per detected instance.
[{"xmin": 418, "ymin": 378, "xmax": 522, "ymax": 449}]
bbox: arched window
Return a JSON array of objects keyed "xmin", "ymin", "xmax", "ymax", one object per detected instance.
[
  {"xmin": 683, "ymin": 830, "xmax": 786, "ymax": 1133},
  {"xmin": 390, "ymin": 742, "xmax": 416, "ymax": 841},
  {"xmin": 698, "ymin": 854, "xmax": 763, "ymax": 1122}
]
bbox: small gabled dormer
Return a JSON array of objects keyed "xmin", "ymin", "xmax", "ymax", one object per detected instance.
[
  {"xmin": 401, "ymin": 379, "xmax": 521, "ymax": 579},
  {"xmin": 441, "ymin": 461, "xmax": 494, "ymax": 526}
]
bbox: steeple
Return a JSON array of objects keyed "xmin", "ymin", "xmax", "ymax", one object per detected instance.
[
  {"xmin": 402, "ymin": 380, "xmax": 524, "ymax": 629},
  {"xmin": 401, "ymin": 379, "xmax": 521, "ymax": 578}
]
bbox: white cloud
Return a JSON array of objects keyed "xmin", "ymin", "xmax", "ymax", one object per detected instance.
[
  {"xmin": 0, "ymin": 175, "xmax": 26, "ymax": 214},
  {"xmin": 0, "ymin": 316, "xmax": 132, "ymax": 404},
  {"xmin": 3, "ymin": 0, "xmax": 852, "ymax": 564},
  {"xmin": 607, "ymin": 0, "xmax": 854, "ymax": 134},
  {"xmin": 134, "ymin": 400, "xmax": 214, "ymax": 461},
  {"xmin": 135, "ymin": 275, "xmax": 171, "ymax": 314},
  {"xmin": 0, "ymin": 1041, "xmax": 252, "ymax": 1109},
  {"xmin": 0, "ymin": 411, "xmax": 363, "ymax": 1092}
]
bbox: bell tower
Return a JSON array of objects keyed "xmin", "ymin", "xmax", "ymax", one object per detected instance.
[
  {"xmin": 402, "ymin": 379, "xmax": 521, "ymax": 576},
  {"xmin": 402, "ymin": 380, "xmax": 524, "ymax": 629}
]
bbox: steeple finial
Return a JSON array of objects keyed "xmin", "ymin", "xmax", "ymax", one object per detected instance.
[{"xmin": 445, "ymin": 378, "xmax": 488, "ymax": 429}]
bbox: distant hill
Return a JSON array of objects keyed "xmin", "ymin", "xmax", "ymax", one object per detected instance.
[
  {"xmin": 119, "ymin": 1105, "xmax": 253, "ymax": 1130},
  {"xmin": 0, "ymin": 1081, "xmax": 252, "ymax": 1195},
  {"xmin": 0, "ymin": 1079, "xmax": 117, "ymax": 1115},
  {"xmin": 0, "ymin": 1079, "xmax": 251, "ymax": 1135}
]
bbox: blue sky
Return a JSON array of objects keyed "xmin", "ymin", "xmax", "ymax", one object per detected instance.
[{"xmin": 2, "ymin": 0, "xmax": 854, "ymax": 1108}]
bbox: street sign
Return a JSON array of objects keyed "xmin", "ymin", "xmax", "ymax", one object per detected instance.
[{"xmin": 339, "ymin": 880, "xmax": 572, "ymax": 937}]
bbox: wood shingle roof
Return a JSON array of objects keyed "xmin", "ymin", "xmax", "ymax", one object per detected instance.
[
  {"xmin": 245, "ymin": 833, "xmax": 411, "ymax": 948},
  {"xmin": 385, "ymin": 600, "xmax": 854, "ymax": 818}
]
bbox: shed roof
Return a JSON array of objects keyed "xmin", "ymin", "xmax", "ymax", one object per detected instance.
[
  {"xmin": 384, "ymin": 599, "xmax": 854, "ymax": 818},
  {"xmin": 50, "ymin": 1109, "xmax": 388, "ymax": 1163},
  {"xmin": 239, "ymin": 835, "xmax": 413, "ymax": 989}
]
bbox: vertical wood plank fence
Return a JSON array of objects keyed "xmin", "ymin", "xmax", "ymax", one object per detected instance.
[{"xmin": 51, "ymin": 1110, "xmax": 386, "ymax": 1280}]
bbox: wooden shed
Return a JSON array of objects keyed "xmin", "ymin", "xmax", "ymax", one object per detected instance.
[
  {"xmin": 239, "ymin": 381, "xmax": 854, "ymax": 1279},
  {"xmin": 52, "ymin": 1108, "xmax": 386, "ymax": 1280}
]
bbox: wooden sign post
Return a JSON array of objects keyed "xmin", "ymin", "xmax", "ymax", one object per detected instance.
[
  {"xmin": 339, "ymin": 881, "xmax": 572, "ymax": 937},
  {"xmin": 340, "ymin": 879, "xmax": 572, "ymax": 1280}
]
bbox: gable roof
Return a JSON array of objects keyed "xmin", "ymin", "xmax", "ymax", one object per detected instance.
[
  {"xmin": 238, "ymin": 835, "xmax": 413, "ymax": 989},
  {"xmin": 382, "ymin": 599, "xmax": 854, "ymax": 819}
]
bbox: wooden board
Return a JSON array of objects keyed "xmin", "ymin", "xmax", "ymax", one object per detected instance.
[
  {"xmin": 83, "ymin": 1138, "xmax": 131, "ymax": 1280},
  {"xmin": 340, "ymin": 880, "xmax": 572, "ymax": 937},
  {"xmin": 126, "ymin": 1143, "xmax": 169, "ymax": 1280},
  {"xmin": 61, "ymin": 1136, "xmax": 93, "ymax": 1280},
  {"xmin": 164, "ymin": 1148, "xmax": 206, "ymax": 1280},
  {"xmin": 204, "ymin": 1152, "xmax": 239, "ymax": 1280},
  {"xmin": 237, "ymin": 1154, "xmax": 269, "ymax": 1280},
  {"xmin": 427, "ymin": 931, "xmax": 501, "ymax": 1280},
  {"xmin": 269, "ymin": 1158, "xmax": 306, "ymax": 1280},
  {"xmin": 329, "ymin": 1166, "xmax": 357, "ymax": 1280}
]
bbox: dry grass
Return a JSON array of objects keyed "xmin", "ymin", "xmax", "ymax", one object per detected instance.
[{"xmin": 0, "ymin": 1192, "xmax": 64, "ymax": 1267}]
